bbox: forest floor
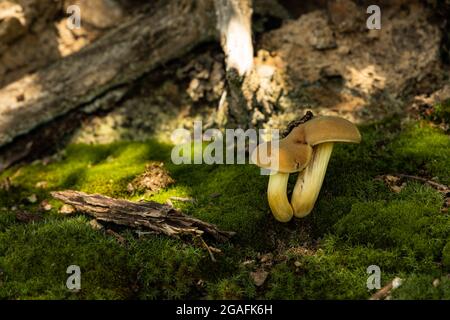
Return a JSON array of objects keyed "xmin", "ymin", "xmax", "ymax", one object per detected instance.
[
  {"xmin": 0, "ymin": 111, "xmax": 449, "ymax": 299},
  {"xmin": 1, "ymin": 1, "xmax": 450, "ymax": 300}
]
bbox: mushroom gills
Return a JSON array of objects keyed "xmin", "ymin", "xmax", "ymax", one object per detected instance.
[
  {"xmin": 267, "ymin": 172, "xmax": 294, "ymax": 222},
  {"xmin": 291, "ymin": 142, "xmax": 334, "ymax": 218}
]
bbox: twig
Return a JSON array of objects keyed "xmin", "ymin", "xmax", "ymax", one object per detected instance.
[
  {"xmin": 282, "ymin": 111, "xmax": 314, "ymax": 138},
  {"xmin": 369, "ymin": 277, "xmax": 403, "ymax": 300},
  {"xmin": 394, "ymin": 174, "xmax": 449, "ymax": 192},
  {"xmin": 376, "ymin": 174, "xmax": 449, "ymax": 212},
  {"xmin": 106, "ymin": 229, "xmax": 127, "ymax": 245},
  {"xmin": 376, "ymin": 174, "xmax": 448, "ymax": 193},
  {"xmin": 198, "ymin": 236, "xmax": 217, "ymax": 262},
  {"xmin": 169, "ymin": 196, "xmax": 196, "ymax": 203}
]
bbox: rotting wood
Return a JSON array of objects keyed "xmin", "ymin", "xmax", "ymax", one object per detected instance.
[
  {"xmin": 51, "ymin": 190, "xmax": 235, "ymax": 242},
  {"xmin": 0, "ymin": 0, "xmax": 289, "ymax": 172},
  {"xmin": 0, "ymin": 0, "xmax": 217, "ymax": 150}
]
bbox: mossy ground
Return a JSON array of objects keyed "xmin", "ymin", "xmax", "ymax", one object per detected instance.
[{"xmin": 0, "ymin": 118, "xmax": 449, "ymax": 300}]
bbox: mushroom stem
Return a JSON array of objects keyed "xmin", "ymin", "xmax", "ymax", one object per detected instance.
[
  {"xmin": 267, "ymin": 172, "xmax": 294, "ymax": 222},
  {"xmin": 291, "ymin": 142, "xmax": 334, "ymax": 218}
]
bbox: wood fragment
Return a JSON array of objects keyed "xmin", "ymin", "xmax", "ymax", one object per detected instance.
[
  {"xmin": 369, "ymin": 277, "xmax": 403, "ymax": 300},
  {"xmin": 393, "ymin": 174, "xmax": 449, "ymax": 192},
  {"xmin": 51, "ymin": 190, "xmax": 235, "ymax": 242},
  {"xmin": 169, "ymin": 196, "xmax": 196, "ymax": 203},
  {"xmin": 198, "ymin": 236, "xmax": 217, "ymax": 262},
  {"xmin": 376, "ymin": 174, "xmax": 449, "ymax": 193}
]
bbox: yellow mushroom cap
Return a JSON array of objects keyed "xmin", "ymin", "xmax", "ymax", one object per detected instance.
[
  {"xmin": 251, "ymin": 126, "xmax": 313, "ymax": 173},
  {"xmin": 302, "ymin": 116, "xmax": 361, "ymax": 146},
  {"xmin": 251, "ymin": 116, "xmax": 360, "ymax": 173}
]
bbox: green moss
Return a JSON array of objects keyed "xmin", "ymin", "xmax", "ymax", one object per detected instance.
[
  {"xmin": 127, "ymin": 237, "xmax": 206, "ymax": 299},
  {"xmin": 388, "ymin": 123, "xmax": 450, "ymax": 184},
  {"xmin": 0, "ymin": 217, "xmax": 131, "ymax": 299},
  {"xmin": 0, "ymin": 119, "xmax": 449, "ymax": 299},
  {"xmin": 0, "ymin": 209, "xmax": 15, "ymax": 232},
  {"xmin": 334, "ymin": 196, "xmax": 447, "ymax": 259},
  {"xmin": 391, "ymin": 274, "xmax": 450, "ymax": 300},
  {"xmin": 441, "ymin": 241, "xmax": 450, "ymax": 271},
  {"xmin": 207, "ymin": 272, "xmax": 257, "ymax": 300},
  {"xmin": 423, "ymin": 99, "xmax": 450, "ymax": 130}
]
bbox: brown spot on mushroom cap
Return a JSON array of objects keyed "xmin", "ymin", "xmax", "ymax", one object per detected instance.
[
  {"xmin": 251, "ymin": 134, "xmax": 313, "ymax": 173},
  {"xmin": 302, "ymin": 116, "xmax": 361, "ymax": 146}
]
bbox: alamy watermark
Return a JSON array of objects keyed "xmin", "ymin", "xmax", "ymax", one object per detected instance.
[
  {"xmin": 367, "ymin": 265, "xmax": 381, "ymax": 290},
  {"xmin": 66, "ymin": 265, "xmax": 81, "ymax": 291},
  {"xmin": 366, "ymin": 5, "xmax": 381, "ymax": 30},
  {"xmin": 67, "ymin": 5, "xmax": 81, "ymax": 30},
  {"xmin": 170, "ymin": 121, "xmax": 279, "ymax": 174}
]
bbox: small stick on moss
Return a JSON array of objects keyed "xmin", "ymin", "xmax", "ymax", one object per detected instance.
[
  {"xmin": 395, "ymin": 174, "xmax": 448, "ymax": 192},
  {"xmin": 197, "ymin": 236, "xmax": 217, "ymax": 262},
  {"xmin": 106, "ymin": 229, "xmax": 127, "ymax": 245},
  {"xmin": 369, "ymin": 277, "xmax": 403, "ymax": 300},
  {"xmin": 170, "ymin": 196, "xmax": 196, "ymax": 203},
  {"xmin": 376, "ymin": 174, "xmax": 449, "ymax": 212},
  {"xmin": 376, "ymin": 174, "xmax": 448, "ymax": 192},
  {"xmin": 51, "ymin": 190, "xmax": 235, "ymax": 242}
]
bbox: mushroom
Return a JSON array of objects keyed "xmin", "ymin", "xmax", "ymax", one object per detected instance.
[
  {"xmin": 251, "ymin": 126, "xmax": 313, "ymax": 222},
  {"xmin": 291, "ymin": 116, "xmax": 361, "ymax": 218},
  {"xmin": 251, "ymin": 116, "xmax": 361, "ymax": 222}
]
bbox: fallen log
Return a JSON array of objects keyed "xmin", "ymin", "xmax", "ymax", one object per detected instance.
[
  {"xmin": 0, "ymin": 0, "xmax": 289, "ymax": 171},
  {"xmin": 0, "ymin": 0, "xmax": 216, "ymax": 150},
  {"xmin": 51, "ymin": 190, "xmax": 235, "ymax": 242}
]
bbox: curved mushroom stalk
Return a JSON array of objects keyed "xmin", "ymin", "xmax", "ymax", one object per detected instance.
[
  {"xmin": 291, "ymin": 142, "xmax": 334, "ymax": 218},
  {"xmin": 267, "ymin": 172, "xmax": 294, "ymax": 222}
]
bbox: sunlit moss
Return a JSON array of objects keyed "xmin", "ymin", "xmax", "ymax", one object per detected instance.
[{"xmin": 0, "ymin": 119, "xmax": 449, "ymax": 299}]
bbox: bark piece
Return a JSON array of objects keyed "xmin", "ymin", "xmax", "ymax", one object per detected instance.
[
  {"xmin": 51, "ymin": 190, "xmax": 235, "ymax": 242},
  {"xmin": 369, "ymin": 277, "xmax": 403, "ymax": 300}
]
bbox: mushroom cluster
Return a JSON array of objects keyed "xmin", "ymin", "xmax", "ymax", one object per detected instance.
[{"xmin": 251, "ymin": 116, "xmax": 361, "ymax": 222}]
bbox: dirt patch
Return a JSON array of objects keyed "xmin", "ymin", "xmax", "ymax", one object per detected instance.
[
  {"xmin": 127, "ymin": 162, "xmax": 175, "ymax": 195},
  {"xmin": 259, "ymin": 1, "xmax": 445, "ymax": 127}
]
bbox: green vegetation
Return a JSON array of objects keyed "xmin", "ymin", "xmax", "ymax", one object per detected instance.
[{"xmin": 0, "ymin": 118, "xmax": 449, "ymax": 299}]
